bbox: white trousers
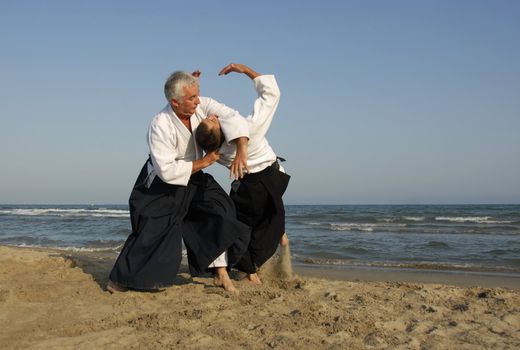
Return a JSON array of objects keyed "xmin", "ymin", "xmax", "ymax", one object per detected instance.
[{"xmin": 208, "ymin": 251, "xmax": 228, "ymax": 268}]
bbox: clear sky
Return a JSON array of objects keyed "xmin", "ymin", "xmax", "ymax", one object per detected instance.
[{"xmin": 1, "ymin": 0, "xmax": 519, "ymax": 205}]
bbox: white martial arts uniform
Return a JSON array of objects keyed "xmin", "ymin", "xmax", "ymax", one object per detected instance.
[
  {"xmin": 216, "ymin": 75, "xmax": 282, "ymax": 173},
  {"xmin": 203, "ymin": 77, "xmax": 280, "ymax": 270},
  {"xmin": 146, "ymin": 97, "xmax": 249, "ymax": 269},
  {"xmin": 146, "ymin": 97, "xmax": 250, "ymax": 188},
  {"xmin": 209, "ymin": 74, "xmax": 289, "ymax": 274}
]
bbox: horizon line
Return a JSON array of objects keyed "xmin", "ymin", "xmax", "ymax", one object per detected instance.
[{"xmin": 1, "ymin": 203, "xmax": 519, "ymax": 206}]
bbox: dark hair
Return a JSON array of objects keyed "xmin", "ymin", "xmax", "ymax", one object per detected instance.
[{"xmin": 195, "ymin": 121, "xmax": 224, "ymax": 152}]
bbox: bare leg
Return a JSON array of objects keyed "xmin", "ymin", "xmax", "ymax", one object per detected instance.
[
  {"xmin": 247, "ymin": 273, "xmax": 262, "ymax": 285},
  {"xmin": 214, "ymin": 267, "xmax": 239, "ymax": 295},
  {"xmin": 279, "ymin": 232, "xmax": 289, "ymax": 247}
]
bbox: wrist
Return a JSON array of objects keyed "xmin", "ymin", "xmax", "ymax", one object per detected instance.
[{"xmin": 246, "ymin": 68, "xmax": 260, "ymax": 80}]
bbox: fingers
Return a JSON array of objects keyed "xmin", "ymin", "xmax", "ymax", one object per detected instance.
[
  {"xmin": 237, "ymin": 163, "xmax": 248, "ymax": 180},
  {"xmin": 229, "ymin": 162, "xmax": 247, "ymax": 180},
  {"xmin": 229, "ymin": 166, "xmax": 237, "ymax": 180},
  {"xmin": 206, "ymin": 150, "xmax": 220, "ymax": 163},
  {"xmin": 218, "ymin": 63, "xmax": 243, "ymax": 76},
  {"xmin": 231, "ymin": 163, "xmax": 240, "ymax": 180},
  {"xmin": 218, "ymin": 64, "xmax": 233, "ymax": 76}
]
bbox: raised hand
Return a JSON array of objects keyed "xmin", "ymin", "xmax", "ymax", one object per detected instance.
[{"xmin": 218, "ymin": 63, "xmax": 259, "ymax": 79}]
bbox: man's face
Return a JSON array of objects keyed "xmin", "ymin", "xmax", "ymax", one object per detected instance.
[
  {"xmin": 199, "ymin": 115, "xmax": 223, "ymax": 151},
  {"xmin": 205, "ymin": 114, "xmax": 221, "ymax": 132},
  {"xmin": 172, "ymin": 84, "xmax": 200, "ymax": 118}
]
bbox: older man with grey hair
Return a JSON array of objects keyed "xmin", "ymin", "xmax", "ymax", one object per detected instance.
[{"xmin": 108, "ymin": 68, "xmax": 251, "ymax": 294}]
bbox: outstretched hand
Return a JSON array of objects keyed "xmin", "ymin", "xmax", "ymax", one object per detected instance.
[
  {"xmin": 219, "ymin": 63, "xmax": 259, "ymax": 79},
  {"xmin": 219, "ymin": 63, "xmax": 247, "ymax": 75}
]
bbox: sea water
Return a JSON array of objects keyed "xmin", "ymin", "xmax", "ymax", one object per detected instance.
[{"xmin": 1, "ymin": 204, "xmax": 519, "ymax": 275}]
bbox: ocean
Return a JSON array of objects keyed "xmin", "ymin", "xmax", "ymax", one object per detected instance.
[{"xmin": 1, "ymin": 204, "xmax": 519, "ymax": 276}]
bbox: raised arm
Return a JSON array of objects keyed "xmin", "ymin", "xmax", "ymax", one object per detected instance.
[
  {"xmin": 219, "ymin": 63, "xmax": 260, "ymax": 80},
  {"xmin": 247, "ymin": 75, "xmax": 280, "ymax": 138},
  {"xmin": 219, "ymin": 63, "xmax": 281, "ymax": 142}
]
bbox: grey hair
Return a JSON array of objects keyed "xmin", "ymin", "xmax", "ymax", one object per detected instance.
[{"xmin": 164, "ymin": 71, "xmax": 198, "ymax": 102}]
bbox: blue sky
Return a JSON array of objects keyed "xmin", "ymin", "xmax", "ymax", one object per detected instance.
[{"xmin": 1, "ymin": 0, "xmax": 519, "ymax": 204}]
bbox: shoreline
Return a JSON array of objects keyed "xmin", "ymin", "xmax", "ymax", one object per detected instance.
[
  {"xmin": 294, "ymin": 263, "xmax": 520, "ymax": 289},
  {"xmin": 2, "ymin": 244, "xmax": 519, "ymax": 289}
]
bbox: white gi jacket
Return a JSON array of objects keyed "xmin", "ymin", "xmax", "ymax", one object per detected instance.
[
  {"xmin": 218, "ymin": 75, "xmax": 281, "ymax": 173},
  {"xmin": 147, "ymin": 98, "xmax": 250, "ymax": 186}
]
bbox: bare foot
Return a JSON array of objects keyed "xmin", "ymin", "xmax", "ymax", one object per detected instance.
[
  {"xmin": 214, "ymin": 267, "xmax": 239, "ymax": 295},
  {"xmin": 107, "ymin": 280, "xmax": 128, "ymax": 293},
  {"xmin": 247, "ymin": 273, "xmax": 262, "ymax": 285},
  {"xmin": 279, "ymin": 233, "xmax": 289, "ymax": 247}
]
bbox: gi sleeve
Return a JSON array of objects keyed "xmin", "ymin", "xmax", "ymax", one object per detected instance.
[
  {"xmin": 248, "ymin": 75, "xmax": 281, "ymax": 139},
  {"xmin": 199, "ymin": 97, "xmax": 250, "ymax": 143},
  {"xmin": 147, "ymin": 116, "xmax": 192, "ymax": 186}
]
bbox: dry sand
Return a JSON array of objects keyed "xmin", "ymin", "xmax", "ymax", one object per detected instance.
[{"xmin": 1, "ymin": 244, "xmax": 519, "ymax": 349}]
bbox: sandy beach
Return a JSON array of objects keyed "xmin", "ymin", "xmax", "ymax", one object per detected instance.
[{"xmin": 1, "ymin": 245, "xmax": 519, "ymax": 349}]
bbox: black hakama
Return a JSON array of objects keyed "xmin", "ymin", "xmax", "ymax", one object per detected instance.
[
  {"xmin": 230, "ymin": 162, "xmax": 290, "ymax": 273},
  {"xmin": 109, "ymin": 160, "xmax": 250, "ymax": 291}
]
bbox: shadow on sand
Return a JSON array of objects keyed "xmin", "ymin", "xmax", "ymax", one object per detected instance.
[{"xmin": 53, "ymin": 251, "xmax": 203, "ymax": 291}]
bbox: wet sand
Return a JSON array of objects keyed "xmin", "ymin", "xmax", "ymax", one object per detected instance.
[{"xmin": 295, "ymin": 264, "xmax": 520, "ymax": 289}]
